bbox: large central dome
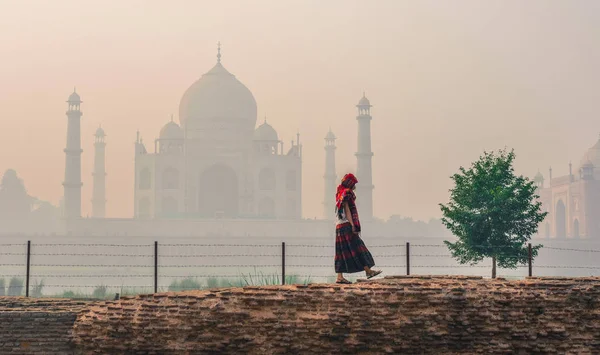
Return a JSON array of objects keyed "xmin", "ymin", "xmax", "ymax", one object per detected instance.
[{"xmin": 179, "ymin": 55, "xmax": 257, "ymax": 131}]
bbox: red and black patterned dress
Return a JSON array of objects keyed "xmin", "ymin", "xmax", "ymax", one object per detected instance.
[{"xmin": 334, "ymin": 174, "xmax": 375, "ymax": 274}]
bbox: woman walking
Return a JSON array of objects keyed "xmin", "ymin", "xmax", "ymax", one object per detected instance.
[{"xmin": 334, "ymin": 173, "xmax": 382, "ymax": 284}]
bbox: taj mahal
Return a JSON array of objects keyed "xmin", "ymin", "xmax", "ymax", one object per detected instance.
[
  {"xmin": 4, "ymin": 45, "xmax": 600, "ymax": 241},
  {"xmin": 60, "ymin": 45, "xmax": 377, "ymax": 238}
]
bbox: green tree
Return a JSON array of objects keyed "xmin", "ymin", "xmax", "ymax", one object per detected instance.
[{"xmin": 439, "ymin": 149, "xmax": 547, "ymax": 278}]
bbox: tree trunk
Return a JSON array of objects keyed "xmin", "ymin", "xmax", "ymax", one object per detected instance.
[{"xmin": 492, "ymin": 256, "xmax": 497, "ymax": 279}]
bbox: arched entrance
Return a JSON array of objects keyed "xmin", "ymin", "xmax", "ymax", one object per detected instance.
[
  {"xmin": 555, "ymin": 200, "xmax": 566, "ymax": 238},
  {"xmin": 138, "ymin": 198, "xmax": 151, "ymax": 218},
  {"xmin": 258, "ymin": 197, "xmax": 275, "ymax": 218},
  {"xmin": 259, "ymin": 167, "xmax": 276, "ymax": 190},
  {"xmin": 573, "ymin": 219, "xmax": 580, "ymax": 238},
  {"xmin": 198, "ymin": 165, "xmax": 238, "ymax": 218},
  {"xmin": 161, "ymin": 197, "xmax": 178, "ymax": 217}
]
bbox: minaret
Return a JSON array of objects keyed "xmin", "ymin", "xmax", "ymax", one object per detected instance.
[
  {"xmin": 569, "ymin": 161, "xmax": 573, "ymax": 182},
  {"xmin": 92, "ymin": 125, "xmax": 107, "ymax": 218},
  {"xmin": 63, "ymin": 89, "xmax": 83, "ymax": 219},
  {"xmin": 355, "ymin": 93, "xmax": 374, "ymax": 220},
  {"xmin": 323, "ymin": 128, "xmax": 337, "ymax": 219},
  {"xmin": 217, "ymin": 41, "xmax": 222, "ymax": 64}
]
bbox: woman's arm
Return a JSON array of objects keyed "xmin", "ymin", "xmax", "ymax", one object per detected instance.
[{"xmin": 343, "ymin": 202, "xmax": 356, "ymax": 232}]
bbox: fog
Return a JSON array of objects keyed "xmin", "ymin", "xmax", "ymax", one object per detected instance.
[
  {"xmin": 1, "ymin": 1, "xmax": 599, "ymax": 221},
  {"xmin": 2, "ymin": 2, "xmax": 600, "ymax": 297}
]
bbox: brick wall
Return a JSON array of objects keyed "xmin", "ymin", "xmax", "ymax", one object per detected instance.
[
  {"xmin": 0, "ymin": 298, "xmax": 88, "ymax": 354},
  {"xmin": 72, "ymin": 276, "xmax": 600, "ymax": 354},
  {"xmin": 3, "ymin": 277, "xmax": 600, "ymax": 354}
]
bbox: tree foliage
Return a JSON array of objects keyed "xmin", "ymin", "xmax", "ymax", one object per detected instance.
[{"xmin": 439, "ymin": 149, "xmax": 547, "ymax": 273}]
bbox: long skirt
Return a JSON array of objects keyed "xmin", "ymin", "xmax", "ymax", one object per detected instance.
[{"xmin": 334, "ymin": 222, "xmax": 375, "ymax": 273}]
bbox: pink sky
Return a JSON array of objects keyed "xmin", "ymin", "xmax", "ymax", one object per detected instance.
[{"xmin": 1, "ymin": 0, "xmax": 599, "ymax": 220}]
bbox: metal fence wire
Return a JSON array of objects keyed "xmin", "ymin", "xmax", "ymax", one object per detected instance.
[{"xmin": 0, "ymin": 241, "xmax": 598, "ymax": 298}]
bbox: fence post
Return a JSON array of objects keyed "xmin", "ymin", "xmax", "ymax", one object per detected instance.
[
  {"xmin": 281, "ymin": 242, "xmax": 286, "ymax": 285},
  {"xmin": 406, "ymin": 242, "xmax": 410, "ymax": 276},
  {"xmin": 528, "ymin": 243, "xmax": 532, "ymax": 277},
  {"xmin": 154, "ymin": 241, "xmax": 158, "ymax": 293},
  {"xmin": 26, "ymin": 240, "xmax": 31, "ymax": 297}
]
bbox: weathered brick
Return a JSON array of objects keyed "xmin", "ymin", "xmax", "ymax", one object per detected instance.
[{"xmin": 4, "ymin": 276, "xmax": 600, "ymax": 354}]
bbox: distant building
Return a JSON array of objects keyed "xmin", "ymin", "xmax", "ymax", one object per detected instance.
[
  {"xmin": 58, "ymin": 45, "xmax": 380, "ymax": 237},
  {"xmin": 133, "ymin": 45, "xmax": 302, "ymax": 220},
  {"xmin": 535, "ymin": 135, "xmax": 600, "ymax": 239}
]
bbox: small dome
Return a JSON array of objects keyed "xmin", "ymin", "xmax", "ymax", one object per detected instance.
[
  {"xmin": 325, "ymin": 130, "xmax": 336, "ymax": 140},
  {"xmin": 582, "ymin": 159, "xmax": 594, "ymax": 169},
  {"xmin": 357, "ymin": 94, "xmax": 371, "ymax": 107},
  {"xmin": 68, "ymin": 90, "xmax": 81, "ymax": 103},
  {"xmin": 534, "ymin": 171, "xmax": 544, "ymax": 182},
  {"xmin": 95, "ymin": 126, "xmax": 106, "ymax": 137},
  {"xmin": 160, "ymin": 121, "xmax": 183, "ymax": 140},
  {"xmin": 2, "ymin": 169, "xmax": 18, "ymax": 181},
  {"xmin": 580, "ymin": 134, "xmax": 600, "ymax": 171},
  {"xmin": 254, "ymin": 121, "xmax": 278, "ymax": 141}
]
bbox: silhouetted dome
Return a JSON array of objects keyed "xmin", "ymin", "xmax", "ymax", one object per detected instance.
[
  {"xmin": 68, "ymin": 91, "xmax": 81, "ymax": 103},
  {"xmin": 2, "ymin": 169, "xmax": 18, "ymax": 181},
  {"xmin": 254, "ymin": 121, "xmax": 278, "ymax": 141},
  {"xmin": 325, "ymin": 130, "xmax": 336, "ymax": 140},
  {"xmin": 160, "ymin": 121, "xmax": 183, "ymax": 140},
  {"xmin": 179, "ymin": 61, "xmax": 257, "ymax": 132},
  {"xmin": 580, "ymin": 135, "xmax": 600, "ymax": 172},
  {"xmin": 534, "ymin": 171, "xmax": 544, "ymax": 182},
  {"xmin": 357, "ymin": 94, "xmax": 371, "ymax": 107},
  {"xmin": 95, "ymin": 126, "xmax": 106, "ymax": 137}
]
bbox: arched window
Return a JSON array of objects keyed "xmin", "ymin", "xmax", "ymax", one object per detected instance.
[
  {"xmin": 259, "ymin": 168, "xmax": 276, "ymax": 190},
  {"xmin": 286, "ymin": 198, "xmax": 296, "ymax": 218},
  {"xmin": 162, "ymin": 197, "xmax": 178, "ymax": 216},
  {"xmin": 545, "ymin": 222, "xmax": 550, "ymax": 238},
  {"xmin": 556, "ymin": 200, "xmax": 566, "ymax": 238},
  {"xmin": 139, "ymin": 168, "xmax": 151, "ymax": 190},
  {"xmin": 258, "ymin": 197, "xmax": 275, "ymax": 218},
  {"xmin": 162, "ymin": 168, "xmax": 179, "ymax": 190},
  {"xmin": 198, "ymin": 165, "xmax": 239, "ymax": 218},
  {"xmin": 286, "ymin": 170, "xmax": 296, "ymax": 191},
  {"xmin": 138, "ymin": 198, "xmax": 151, "ymax": 217}
]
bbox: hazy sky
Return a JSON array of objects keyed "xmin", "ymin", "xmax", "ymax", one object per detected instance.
[{"xmin": 1, "ymin": 0, "xmax": 600, "ymax": 220}]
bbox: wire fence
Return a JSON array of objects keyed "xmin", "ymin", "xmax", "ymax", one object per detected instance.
[{"xmin": 0, "ymin": 241, "xmax": 599, "ymax": 299}]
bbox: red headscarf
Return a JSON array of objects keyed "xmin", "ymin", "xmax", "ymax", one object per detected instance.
[{"xmin": 335, "ymin": 173, "xmax": 358, "ymax": 212}]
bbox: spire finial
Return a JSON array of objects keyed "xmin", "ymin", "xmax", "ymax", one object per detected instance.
[
  {"xmin": 217, "ymin": 41, "xmax": 221, "ymax": 63},
  {"xmin": 363, "ymin": 91, "xmax": 365, "ymax": 97},
  {"xmin": 170, "ymin": 114, "xmax": 174, "ymax": 122},
  {"xmin": 264, "ymin": 114, "xmax": 267, "ymax": 124},
  {"xmin": 73, "ymin": 86, "xmax": 77, "ymax": 93}
]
